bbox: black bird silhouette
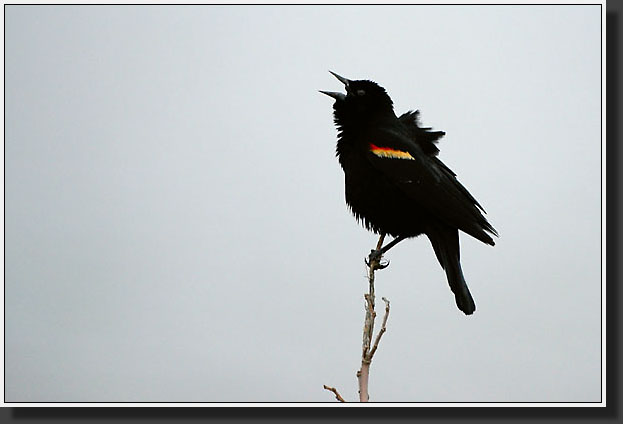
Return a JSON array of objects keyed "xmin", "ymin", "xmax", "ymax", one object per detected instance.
[{"xmin": 321, "ymin": 72, "xmax": 497, "ymax": 315}]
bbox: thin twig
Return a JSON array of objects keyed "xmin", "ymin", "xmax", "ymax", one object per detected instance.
[
  {"xmin": 323, "ymin": 385, "xmax": 346, "ymax": 402},
  {"xmin": 368, "ymin": 297, "xmax": 390, "ymax": 360}
]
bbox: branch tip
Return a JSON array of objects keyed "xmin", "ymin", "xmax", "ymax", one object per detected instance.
[{"xmin": 323, "ymin": 384, "xmax": 346, "ymax": 402}]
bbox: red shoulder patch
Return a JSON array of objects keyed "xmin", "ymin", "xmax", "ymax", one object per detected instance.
[{"xmin": 369, "ymin": 143, "xmax": 415, "ymax": 160}]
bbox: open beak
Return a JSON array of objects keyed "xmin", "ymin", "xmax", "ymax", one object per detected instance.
[{"xmin": 319, "ymin": 71, "xmax": 352, "ymax": 101}]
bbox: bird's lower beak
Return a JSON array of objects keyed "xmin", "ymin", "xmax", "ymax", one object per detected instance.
[{"xmin": 319, "ymin": 90, "xmax": 346, "ymax": 101}]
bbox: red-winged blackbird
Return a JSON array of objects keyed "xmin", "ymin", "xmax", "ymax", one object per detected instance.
[{"xmin": 321, "ymin": 72, "xmax": 497, "ymax": 315}]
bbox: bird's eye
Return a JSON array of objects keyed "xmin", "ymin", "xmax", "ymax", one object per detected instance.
[{"xmin": 356, "ymin": 89, "xmax": 366, "ymax": 96}]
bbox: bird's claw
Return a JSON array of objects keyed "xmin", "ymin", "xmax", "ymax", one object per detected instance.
[
  {"xmin": 376, "ymin": 259, "xmax": 390, "ymax": 270},
  {"xmin": 365, "ymin": 249, "xmax": 390, "ymax": 270}
]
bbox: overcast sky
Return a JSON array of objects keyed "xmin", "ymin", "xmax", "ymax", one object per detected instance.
[{"xmin": 4, "ymin": 5, "xmax": 602, "ymax": 403}]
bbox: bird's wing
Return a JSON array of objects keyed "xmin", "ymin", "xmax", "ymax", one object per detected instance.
[
  {"xmin": 398, "ymin": 110, "xmax": 445, "ymax": 156},
  {"xmin": 365, "ymin": 128, "xmax": 497, "ymax": 245}
]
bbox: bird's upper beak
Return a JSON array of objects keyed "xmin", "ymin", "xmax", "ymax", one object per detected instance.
[{"xmin": 319, "ymin": 71, "xmax": 352, "ymax": 101}]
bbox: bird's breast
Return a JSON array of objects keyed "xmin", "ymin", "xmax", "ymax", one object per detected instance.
[{"xmin": 340, "ymin": 150, "xmax": 426, "ymax": 237}]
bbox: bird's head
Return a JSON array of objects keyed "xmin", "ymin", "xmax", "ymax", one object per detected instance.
[{"xmin": 320, "ymin": 71, "xmax": 395, "ymax": 125}]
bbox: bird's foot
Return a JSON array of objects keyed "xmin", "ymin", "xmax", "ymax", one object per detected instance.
[{"xmin": 365, "ymin": 249, "xmax": 390, "ymax": 270}]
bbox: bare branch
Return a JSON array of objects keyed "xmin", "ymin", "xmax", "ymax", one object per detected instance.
[
  {"xmin": 357, "ymin": 234, "xmax": 392, "ymax": 402},
  {"xmin": 362, "ymin": 234, "xmax": 385, "ymax": 354},
  {"xmin": 326, "ymin": 234, "xmax": 392, "ymax": 402},
  {"xmin": 323, "ymin": 385, "xmax": 346, "ymax": 402},
  {"xmin": 357, "ymin": 361, "xmax": 370, "ymax": 402}
]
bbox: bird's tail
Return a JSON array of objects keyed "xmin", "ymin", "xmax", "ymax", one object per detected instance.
[{"xmin": 427, "ymin": 227, "xmax": 476, "ymax": 315}]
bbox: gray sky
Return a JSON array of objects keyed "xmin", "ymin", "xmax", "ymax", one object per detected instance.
[{"xmin": 4, "ymin": 5, "xmax": 602, "ymax": 403}]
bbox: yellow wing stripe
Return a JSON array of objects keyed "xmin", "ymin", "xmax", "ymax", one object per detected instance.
[{"xmin": 370, "ymin": 143, "xmax": 415, "ymax": 160}]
